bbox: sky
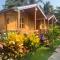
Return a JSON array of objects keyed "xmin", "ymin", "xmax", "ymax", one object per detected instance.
[
  {"xmin": 0, "ymin": 0, "xmax": 60, "ymax": 10},
  {"xmin": 44, "ymin": 0, "xmax": 60, "ymax": 8},
  {"xmin": 0, "ymin": 0, "xmax": 5, "ymax": 10}
]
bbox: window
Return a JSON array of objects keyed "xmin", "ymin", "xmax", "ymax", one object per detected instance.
[{"xmin": 20, "ymin": 15, "xmax": 24, "ymax": 28}]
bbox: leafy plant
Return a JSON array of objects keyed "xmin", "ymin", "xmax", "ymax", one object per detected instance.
[
  {"xmin": 24, "ymin": 33, "xmax": 40, "ymax": 51},
  {"xmin": 0, "ymin": 32, "xmax": 40, "ymax": 59}
]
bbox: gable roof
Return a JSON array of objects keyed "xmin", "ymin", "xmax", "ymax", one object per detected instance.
[
  {"xmin": 16, "ymin": 4, "xmax": 37, "ymax": 10},
  {"xmin": 12, "ymin": 4, "xmax": 47, "ymax": 19},
  {"xmin": 0, "ymin": 4, "xmax": 57, "ymax": 21},
  {"xmin": 0, "ymin": 4, "xmax": 47, "ymax": 19},
  {"xmin": 48, "ymin": 15, "xmax": 57, "ymax": 22}
]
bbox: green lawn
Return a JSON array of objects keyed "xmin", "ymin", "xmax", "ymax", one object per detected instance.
[
  {"xmin": 19, "ymin": 39, "xmax": 60, "ymax": 60},
  {"xmin": 54, "ymin": 39, "xmax": 60, "ymax": 48},
  {"xmin": 18, "ymin": 47, "xmax": 54, "ymax": 60}
]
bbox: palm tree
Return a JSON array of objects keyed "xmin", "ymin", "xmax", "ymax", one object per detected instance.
[
  {"xmin": 54, "ymin": 7, "xmax": 60, "ymax": 20},
  {"xmin": 5, "ymin": 0, "xmax": 44, "ymax": 8},
  {"xmin": 44, "ymin": 1, "xmax": 54, "ymax": 15},
  {"xmin": 29, "ymin": 0, "xmax": 44, "ymax": 4}
]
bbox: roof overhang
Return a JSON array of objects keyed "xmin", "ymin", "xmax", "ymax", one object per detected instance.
[
  {"xmin": 17, "ymin": 4, "xmax": 37, "ymax": 10},
  {"xmin": 15, "ymin": 4, "xmax": 47, "ymax": 19},
  {"xmin": 48, "ymin": 15, "xmax": 57, "ymax": 22}
]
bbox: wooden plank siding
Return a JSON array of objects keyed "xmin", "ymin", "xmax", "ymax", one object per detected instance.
[
  {"xmin": 0, "ymin": 10, "xmax": 48, "ymax": 33},
  {"xmin": 6, "ymin": 12, "xmax": 17, "ymax": 31},
  {"xmin": 0, "ymin": 13, "xmax": 6, "ymax": 33},
  {"xmin": 0, "ymin": 12, "xmax": 17, "ymax": 32}
]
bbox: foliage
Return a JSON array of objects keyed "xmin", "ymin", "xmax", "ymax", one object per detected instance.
[
  {"xmin": 48, "ymin": 25, "xmax": 60, "ymax": 40},
  {"xmin": 7, "ymin": 32, "xmax": 25, "ymax": 45},
  {"xmin": 0, "ymin": 32, "xmax": 40, "ymax": 59},
  {"xmin": 45, "ymin": 25, "xmax": 60, "ymax": 48},
  {"xmin": 19, "ymin": 47, "xmax": 54, "ymax": 60},
  {"xmin": 54, "ymin": 7, "xmax": 60, "ymax": 20},
  {"xmin": 44, "ymin": 1, "xmax": 54, "ymax": 15},
  {"xmin": 0, "ymin": 25, "xmax": 59, "ymax": 59},
  {"xmin": 5, "ymin": 0, "xmax": 44, "ymax": 8},
  {"xmin": 24, "ymin": 33, "xmax": 40, "ymax": 51}
]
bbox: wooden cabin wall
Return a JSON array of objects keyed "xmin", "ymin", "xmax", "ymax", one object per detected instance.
[
  {"xmin": 0, "ymin": 11, "xmax": 48, "ymax": 33},
  {"xmin": 21, "ymin": 13, "xmax": 35, "ymax": 33},
  {"xmin": 20, "ymin": 14, "xmax": 30, "ymax": 33},
  {"xmin": 0, "ymin": 12, "xmax": 35, "ymax": 33},
  {"xmin": 6, "ymin": 12, "xmax": 17, "ymax": 31},
  {"xmin": 0, "ymin": 12, "xmax": 18, "ymax": 32},
  {"xmin": 0, "ymin": 14, "xmax": 6, "ymax": 32},
  {"xmin": 27, "ymin": 16, "xmax": 35, "ymax": 32}
]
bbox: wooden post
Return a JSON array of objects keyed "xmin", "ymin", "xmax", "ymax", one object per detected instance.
[
  {"xmin": 47, "ymin": 19, "xmax": 49, "ymax": 45},
  {"xmin": 4, "ymin": 13, "xmax": 7, "ymax": 32},
  {"xmin": 52, "ymin": 19, "xmax": 54, "ymax": 31},
  {"xmin": 35, "ymin": 7, "xmax": 37, "ymax": 30},
  {"xmin": 44, "ymin": 19, "xmax": 45, "ymax": 33},
  {"xmin": 48, "ymin": 20, "xmax": 49, "ymax": 32},
  {"xmin": 44, "ymin": 19, "xmax": 45, "ymax": 24},
  {"xmin": 17, "ymin": 10, "xmax": 20, "ymax": 31},
  {"xmin": 52, "ymin": 18, "xmax": 54, "ymax": 47}
]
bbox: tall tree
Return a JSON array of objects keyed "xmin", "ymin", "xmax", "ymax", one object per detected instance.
[
  {"xmin": 44, "ymin": 1, "xmax": 54, "ymax": 15},
  {"xmin": 5, "ymin": 0, "xmax": 25, "ymax": 8},
  {"xmin": 5, "ymin": 0, "xmax": 44, "ymax": 8},
  {"xmin": 29, "ymin": 0, "xmax": 44, "ymax": 4},
  {"xmin": 54, "ymin": 7, "xmax": 60, "ymax": 20}
]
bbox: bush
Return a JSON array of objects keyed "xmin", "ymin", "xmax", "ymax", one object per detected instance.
[
  {"xmin": 1, "ymin": 32, "xmax": 40, "ymax": 59},
  {"xmin": 24, "ymin": 33, "xmax": 40, "ymax": 51}
]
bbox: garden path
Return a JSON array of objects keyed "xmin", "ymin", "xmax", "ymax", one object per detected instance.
[{"xmin": 48, "ymin": 46, "xmax": 60, "ymax": 60}]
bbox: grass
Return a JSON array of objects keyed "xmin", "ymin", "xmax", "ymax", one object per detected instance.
[
  {"xmin": 19, "ymin": 39, "xmax": 60, "ymax": 60},
  {"xmin": 54, "ymin": 39, "xmax": 60, "ymax": 48},
  {"xmin": 19, "ymin": 47, "xmax": 54, "ymax": 60}
]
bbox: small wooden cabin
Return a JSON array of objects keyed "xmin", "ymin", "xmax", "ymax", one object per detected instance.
[{"xmin": 0, "ymin": 4, "xmax": 56, "ymax": 34}]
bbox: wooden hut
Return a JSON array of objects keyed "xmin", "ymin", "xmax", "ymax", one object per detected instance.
[{"xmin": 0, "ymin": 4, "xmax": 57, "ymax": 34}]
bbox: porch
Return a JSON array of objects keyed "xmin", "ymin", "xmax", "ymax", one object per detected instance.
[
  {"xmin": 0, "ymin": 4, "xmax": 55, "ymax": 34},
  {"xmin": 16, "ymin": 5, "xmax": 49, "ymax": 34}
]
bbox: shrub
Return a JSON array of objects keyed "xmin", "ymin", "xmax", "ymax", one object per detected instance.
[
  {"xmin": 24, "ymin": 33, "xmax": 40, "ymax": 51},
  {"xmin": 0, "ymin": 32, "xmax": 40, "ymax": 59}
]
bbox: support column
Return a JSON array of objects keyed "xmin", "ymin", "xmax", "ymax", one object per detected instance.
[
  {"xmin": 17, "ymin": 10, "xmax": 20, "ymax": 31},
  {"xmin": 48, "ymin": 20, "xmax": 49, "ymax": 32},
  {"xmin": 44, "ymin": 19, "xmax": 45, "ymax": 32},
  {"xmin": 52, "ymin": 19, "xmax": 54, "ymax": 31},
  {"xmin": 44, "ymin": 19, "xmax": 45, "ymax": 26},
  {"xmin": 4, "ymin": 13, "xmax": 7, "ymax": 32},
  {"xmin": 52, "ymin": 18, "xmax": 54, "ymax": 48},
  {"xmin": 34, "ymin": 7, "xmax": 37, "ymax": 30}
]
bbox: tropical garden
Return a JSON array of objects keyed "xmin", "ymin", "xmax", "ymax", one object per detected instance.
[{"xmin": 0, "ymin": 0, "xmax": 60, "ymax": 60}]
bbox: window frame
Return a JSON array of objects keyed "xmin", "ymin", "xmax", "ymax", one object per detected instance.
[{"xmin": 20, "ymin": 14, "xmax": 24, "ymax": 28}]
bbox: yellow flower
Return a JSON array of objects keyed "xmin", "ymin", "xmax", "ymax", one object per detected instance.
[
  {"xmin": 9, "ymin": 41, "xmax": 15, "ymax": 45},
  {"xmin": 16, "ymin": 34, "xmax": 24, "ymax": 44},
  {"xmin": 8, "ymin": 32, "xmax": 16, "ymax": 41}
]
